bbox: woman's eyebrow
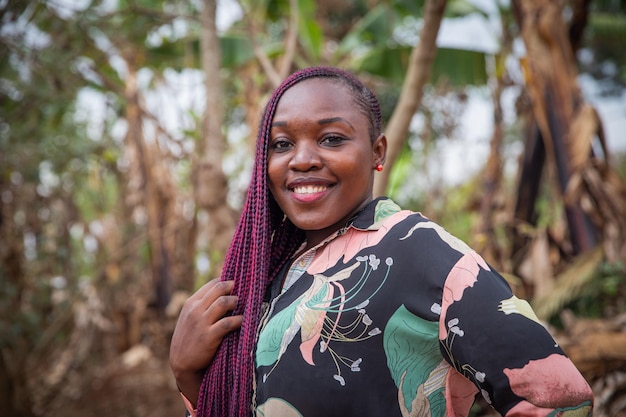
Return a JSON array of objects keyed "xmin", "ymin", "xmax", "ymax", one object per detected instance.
[
  {"xmin": 319, "ymin": 117, "xmax": 355, "ymax": 131},
  {"xmin": 271, "ymin": 117, "xmax": 355, "ymax": 130}
]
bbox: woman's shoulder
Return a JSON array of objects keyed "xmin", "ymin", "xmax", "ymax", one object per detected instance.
[
  {"xmin": 373, "ymin": 204, "xmax": 465, "ymax": 251},
  {"xmin": 355, "ymin": 198, "xmax": 429, "ymax": 231}
]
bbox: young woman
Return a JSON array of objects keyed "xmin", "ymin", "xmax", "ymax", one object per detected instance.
[{"xmin": 169, "ymin": 66, "xmax": 594, "ymax": 417}]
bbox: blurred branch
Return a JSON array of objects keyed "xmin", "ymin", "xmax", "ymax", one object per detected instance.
[{"xmin": 373, "ymin": 0, "xmax": 448, "ymax": 197}]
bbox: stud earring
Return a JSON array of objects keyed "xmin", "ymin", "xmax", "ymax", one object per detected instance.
[{"xmin": 375, "ymin": 164, "xmax": 383, "ymax": 172}]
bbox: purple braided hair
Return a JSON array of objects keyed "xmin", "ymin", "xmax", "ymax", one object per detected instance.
[{"xmin": 197, "ymin": 66, "xmax": 383, "ymax": 417}]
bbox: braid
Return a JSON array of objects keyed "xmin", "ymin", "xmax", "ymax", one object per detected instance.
[{"xmin": 197, "ymin": 66, "xmax": 381, "ymax": 417}]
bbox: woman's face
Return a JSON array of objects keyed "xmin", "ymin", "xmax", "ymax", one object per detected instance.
[{"xmin": 268, "ymin": 78, "xmax": 386, "ymax": 248}]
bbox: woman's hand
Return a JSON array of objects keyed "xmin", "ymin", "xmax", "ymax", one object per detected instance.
[{"xmin": 169, "ymin": 279, "xmax": 243, "ymax": 407}]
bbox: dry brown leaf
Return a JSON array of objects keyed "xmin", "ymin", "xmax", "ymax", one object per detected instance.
[
  {"xmin": 567, "ymin": 104, "xmax": 598, "ymax": 172},
  {"xmin": 531, "ymin": 246, "xmax": 604, "ymax": 320}
]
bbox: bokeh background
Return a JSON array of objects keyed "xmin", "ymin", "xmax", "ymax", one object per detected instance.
[{"xmin": 1, "ymin": 0, "xmax": 625, "ymax": 416}]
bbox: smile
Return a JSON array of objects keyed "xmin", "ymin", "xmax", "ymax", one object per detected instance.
[{"xmin": 293, "ymin": 185, "xmax": 328, "ymax": 194}]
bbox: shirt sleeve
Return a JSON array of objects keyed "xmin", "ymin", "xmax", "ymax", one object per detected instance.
[
  {"xmin": 438, "ymin": 251, "xmax": 594, "ymax": 416},
  {"xmin": 180, "ymin": 392, "xmax": 197, "ymax": 417}
]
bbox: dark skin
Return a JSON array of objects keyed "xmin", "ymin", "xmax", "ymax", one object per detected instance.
[
  {"xmin": 268, "ymin": 78, "xmax": 387, "ymax": 250},
  {"xmin": 169, "ymin": 78, "xmax": 387, "ymax": 408},
  {"xmin": 169, "ymin": 279, "xmax": 242, "ymax": 407}
]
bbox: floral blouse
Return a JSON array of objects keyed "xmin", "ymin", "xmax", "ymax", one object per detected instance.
[{"xmin": 252, "ymin": 198, "xmax": 593, "ymax": 417}]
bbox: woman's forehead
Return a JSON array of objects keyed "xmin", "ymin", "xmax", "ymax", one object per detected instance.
[
  {"xmin": 290, "ymin": 76, "xmax": 346, "ymax": 93},
  {"xmin": 277, "ymin": 78, "xmax": 351, "ymax": 106}
]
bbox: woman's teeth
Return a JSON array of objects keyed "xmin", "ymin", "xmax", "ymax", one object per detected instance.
[{"xmin": 293, "ymin": 185, "xmax": 327, "ymax": 194}]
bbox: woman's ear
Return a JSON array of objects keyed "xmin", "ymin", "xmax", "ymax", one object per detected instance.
[{"xmin": 373, "ymin": 134, "xmax": 387, "ymax": 167}]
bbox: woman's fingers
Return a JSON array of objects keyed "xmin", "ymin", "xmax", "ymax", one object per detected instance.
[
  {"xmin": 169, "ymin": 278, "xmax": 245, "ymax": 407},
  {"xmin": 203, "ymin": 312, "xmax": 243, "ymax": 345},
  {"xmin": 194, "ymin": 278, "xmax": 235, "ymax": 308},
  {"xmin": 170, "ymin": 279, "xmax": 243, "ymax": 375}
]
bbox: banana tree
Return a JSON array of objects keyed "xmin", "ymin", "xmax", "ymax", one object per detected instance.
[{"xmin": 510, "ymin": 0, "xmax": 626, "ymax": 299}]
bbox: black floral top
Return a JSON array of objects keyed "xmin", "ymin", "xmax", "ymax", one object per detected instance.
[{"xmin": 253, "ymin": 198, "xmax": 593, "ymax": 417}]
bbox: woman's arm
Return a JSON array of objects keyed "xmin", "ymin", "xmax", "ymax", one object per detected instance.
[
  {"xmin": 169, "ymin": 279, "xmax": 243, "ymax": 408},
  {"xmin": 439, "ymin": 255, "xmax": 593, "ymax": 416}
]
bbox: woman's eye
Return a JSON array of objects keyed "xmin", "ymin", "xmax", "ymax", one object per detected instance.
[
  {"xmin": 321, "ymin": 135, "xmax": 345, "ymax": 146},
  {"xmin": 271, "ymin": 139, "xmax": 292, "ymax": 150}
]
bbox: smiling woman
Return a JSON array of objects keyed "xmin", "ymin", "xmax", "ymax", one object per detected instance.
[
  {"xmin": 169, "ymin": 66, "xmax": 594, "ymax": 417},
  {"xmin": 267, "ymin": 77, "xmax": 386, "ymax": 249}
]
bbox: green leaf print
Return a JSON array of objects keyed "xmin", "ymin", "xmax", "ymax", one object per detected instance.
[
  {"xmin": 383, "ymin": 305, "xmax": 447, "ymax": 416},
  {"xmin": 371, "ymin": 199, "xmax": 402, "ymax": 228},
  {"xmin": 305, "ymin": 283, "xmax": 329, "ymax": 309},
  {"xmin": 256, "ymin": 297, "xmax": 302, "ymax": 367}
]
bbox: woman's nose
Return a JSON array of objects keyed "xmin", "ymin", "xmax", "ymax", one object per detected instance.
[{"xmin": 288, "ymin": 142, "xmax": 322, "ymax": 171}]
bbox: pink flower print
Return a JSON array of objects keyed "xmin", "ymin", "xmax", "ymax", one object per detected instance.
[
  {"xmin": 439, "ymin": 251, "xmax": 489, "ymax": 339},
  {"xmin": 308, "ymin": 211, "xmax": 411, "ymax": 274},
  {"xmin": 503, "ymin": 354, "xmax": 593, "ymax": 410}
]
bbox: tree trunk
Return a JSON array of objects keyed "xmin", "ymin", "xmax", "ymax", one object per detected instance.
[
  {"xmin": 0, "ymin": 352, "xmax": 33, "ymax": 417},
  {"xmin": 195, "ymin": 0, "xmax": 237, "ymax": 278},
  {"xmin": 474, "ymin": 68, "xmax": 505, "ymax": 266},
  {"xmin": 0, "ymin": 170, "xmax": 35, "ymax": 417},
  {"xmin": 373, "ymin": 0, "xmax": 447, "ymax": 197},
  {"xmin": 474, "ymin": 14, "xmax": 515, "ymax": 268},
  {"xmin": 123, "ymin": 65, "xmax": 175, "ymax": 314},
  {"xmin": 511, "ymin": 0, "xmax": 598, "ymax": 255},
  {"xmin": 568, "ymin": 0, "xmax": 593, "ymax": 54}
]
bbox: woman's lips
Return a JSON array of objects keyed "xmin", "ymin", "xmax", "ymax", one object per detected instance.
[{"xmin": 290, "ymin": 184, "xmax": 331, "ymax": 203}]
